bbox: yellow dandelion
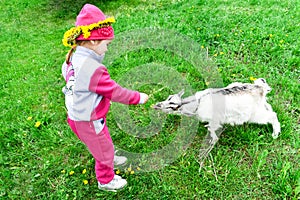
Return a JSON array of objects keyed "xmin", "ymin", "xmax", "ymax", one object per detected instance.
[
  {"xmin": 82, "ymin": 169, "xmax": 87, "ymax": 174},
  {"xmin": 213, "ymin": 53, "xmax": 218, "ymax": 57},
  {"xmin": 61, "ymin": 169, "xmax": 66, "ymax": 174},
  {"xmin": 137, "ymin": 167, "xmax": 141, "ymax": 171},
  {"xmin": 127, "ymin": 167, "xmax": 132, "ymax": 172},
  {"xmin": 201, "ymin": 45, "xmax": 204, "ymax": 49},
  {"xmin": 249, "ymin": 76, "xmax": 257, "ymax": 81},
  {"xmin": 130, "ymin": 170, "xmax": 135, "ymax": 175},
  {"xmin": 83, "ymin": 180, "xmax": 89, "ymax": 185},
  {"xmin": 35, "ymin": 121, "xmax": 41, "ymax": 128},
  {"xmin": 269, "ymin": 34, "xmax": 273, "ymax": 38},
  {"xmin": 116, "ymin": 169, "xmax": 121, "ymax": 175},
  {"xmin": 69, "ymin": 170, "xmax": 75, "ymax": 175},
  {"xmin": 220, "ymin": 52, "xmax": 224, "ymax": 55},
  {"xmin": 231, "ymin": 74, "xmax": 236, "ymax": 77},
  {"xmin": 27, "ymin": 116, "xmax": 32, "ymax": 121}
]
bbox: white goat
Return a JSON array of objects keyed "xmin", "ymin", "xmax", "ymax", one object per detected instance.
[{"xmin": 153, "ymin": 78, "xmax": 281, "ymax": 144}]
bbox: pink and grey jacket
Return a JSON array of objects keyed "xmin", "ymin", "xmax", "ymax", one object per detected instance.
[{"xmin": 62, "ymin": 46, "xmax": 143, "ymax": 123}]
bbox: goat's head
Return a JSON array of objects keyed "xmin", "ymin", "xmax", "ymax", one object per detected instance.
[
  {"xmin": 254, "ymin": 78, "xmax": 272, "ymax": 93},
  {"xmin": 152, "ymin": 90, "xmax": 184, "ymax": 113}
]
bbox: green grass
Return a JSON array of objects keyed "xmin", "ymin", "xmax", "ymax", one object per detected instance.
[{"xmin": 1, "ymin": 0, "xmax": 299, "ymax": 199}]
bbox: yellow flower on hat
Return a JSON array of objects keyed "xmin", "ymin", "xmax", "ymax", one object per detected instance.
[
  {"xmin": 62, "ymin": 17, "xmax": 115, "ymax": 47},
  {"xmin": 81, "ymin": 26, "xmax": 91, "ymax": 39}
]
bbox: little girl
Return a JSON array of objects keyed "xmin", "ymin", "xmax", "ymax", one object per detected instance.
[{"xmin": 61, "ymin": 4, "xmax": 148, "ymax": 191}]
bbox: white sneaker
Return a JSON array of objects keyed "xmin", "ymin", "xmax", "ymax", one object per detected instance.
[
  {"xmin": 98, "ymin": 175, "xmax": 127, "ymax": 192},
  {"xmin": 114, "ymin": 155, "xmax": 127, "ymax": 166}
]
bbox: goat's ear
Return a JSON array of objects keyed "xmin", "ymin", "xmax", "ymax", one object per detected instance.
[
  {"xmin": 178, "ymin": 89, "xmax": 185, "ymax": 97},
  {"xmin": 255, "ymin": 78, "xmax": 267, "ymax": 84}
]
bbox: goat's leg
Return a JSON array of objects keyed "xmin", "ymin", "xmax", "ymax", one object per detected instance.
[
  {"xmin": 206, "ymin": 122, "xmax": 221, "ymax": 144},
  {"xmin": 198, "ymin": 137, "xmax": 216, "ymax": 169},
  {"xmin": 250, "ymin": 107, "xmax": 281, "ymax": 139},
  {"xmin": 209, "ymin": 129, "xmax": 218, "ymax": 144},
  {"xmin": 197, "ymin": 124, "xmax": 219, "ymax": 169},
  {"xmin": 270, "ymin": 112, "xmax": 281, "ymax": 139},
  {"xmin": 265, "ymin": 103, "xmax": 281, "ymax": 138}
]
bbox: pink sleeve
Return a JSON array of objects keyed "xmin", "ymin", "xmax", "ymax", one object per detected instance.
[{"xmin": 89, "ymin": 66, "xmax": 141, "ymax": 104}]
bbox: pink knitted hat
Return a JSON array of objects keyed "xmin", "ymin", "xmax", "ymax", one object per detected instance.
[
  {"xmin": 75, "ymin": 4, "xmax": 114, "ymax": 41},
  {"xmin": 62, "ymin": 4, "xmax": 115, "ymax": 47}
]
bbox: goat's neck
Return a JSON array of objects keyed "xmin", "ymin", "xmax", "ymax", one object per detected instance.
[{"xmin": 179, "ymin": 95, "xmax": 198, "ymax": 116}]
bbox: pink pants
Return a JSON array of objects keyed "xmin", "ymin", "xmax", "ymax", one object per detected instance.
[{"xmin": 67, "ymin": 118, "xmax": 115, "ymax": 184}]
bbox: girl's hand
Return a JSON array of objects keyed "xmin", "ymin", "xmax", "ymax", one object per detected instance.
[{"xmin": 139, "ymin": 93, "xmax": 149, "ymax": 104}]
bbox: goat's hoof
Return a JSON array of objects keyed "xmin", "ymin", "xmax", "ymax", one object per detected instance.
[
  {"xmin": 272, "ymin": 131, "xmax": 280, "ymax": 139},
  {"xmin": 272, "ymin": 133, "xmax": 279, "ymax": 139}
]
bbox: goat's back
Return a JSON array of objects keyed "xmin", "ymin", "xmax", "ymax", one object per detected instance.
[{"xmin": 195, "ymin": 85, "xmax": 267, "ymax": 125}]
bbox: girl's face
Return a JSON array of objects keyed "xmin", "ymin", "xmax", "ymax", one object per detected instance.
[{"xmin": 92, "ymin": 40, "xmax": 112, "ymax": 56}]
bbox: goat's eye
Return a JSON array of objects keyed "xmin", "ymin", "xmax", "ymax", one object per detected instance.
[{"xmin": 169, "ymin": 102, "xmax": 176, "ymax": 105}]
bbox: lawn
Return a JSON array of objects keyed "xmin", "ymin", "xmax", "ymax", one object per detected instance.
[{"xmin": 0, "ymin": 0, "xmax": 299, "ymax": 199}]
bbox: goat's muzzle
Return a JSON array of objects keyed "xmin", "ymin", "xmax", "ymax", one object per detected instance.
[{"xmin": 152, "ymin": 103, "xmax": 162, "ymax": 110}]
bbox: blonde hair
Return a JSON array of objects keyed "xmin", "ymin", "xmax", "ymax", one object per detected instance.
[{"xmin": 65, "ymin": 46, "xmax": 76, "ymax": 65}]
